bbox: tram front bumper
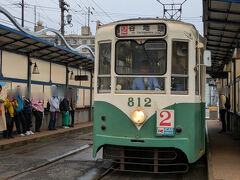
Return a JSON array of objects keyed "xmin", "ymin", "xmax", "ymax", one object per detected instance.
[{"xmin": 93, "ymin": 134, "xmax": 203, "ymax": 163}]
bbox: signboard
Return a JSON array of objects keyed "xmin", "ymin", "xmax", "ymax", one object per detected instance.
[
  {"xmin": 156, "ymin": 110, "xmax": 174, "ymax": 136},
  {"xmin": 116, "ymin": 23, "xmax": 166, "ymax": 37},
  {"xmin": 75, "ymin": 75, "xmax": 88, "ymax": 81}
]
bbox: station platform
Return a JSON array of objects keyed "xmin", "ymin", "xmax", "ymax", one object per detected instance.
[
  {"xmin": 207, "ymin": 120, "xmax": 240, "ymax": 180},
  {"xmin": 0, "ymin": 121, "xmax": 93, "ymax": 151}
]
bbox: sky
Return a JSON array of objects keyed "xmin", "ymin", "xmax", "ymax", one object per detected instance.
[{"xmin": 0, "ymin": 0, "xmax": 203, "ymax": 35}]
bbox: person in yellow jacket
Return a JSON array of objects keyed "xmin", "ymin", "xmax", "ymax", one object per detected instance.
[{"xmin": 3, "ymin": 91, "xmax": 18, "ymax": 138}]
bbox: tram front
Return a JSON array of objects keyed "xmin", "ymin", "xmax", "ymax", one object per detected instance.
[{"xmin": 93, "ymin": 19, "xmax": 206, "ymax": 173}]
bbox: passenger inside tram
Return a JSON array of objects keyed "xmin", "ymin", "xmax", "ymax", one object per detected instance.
[{"xmin": 132, "ymin": 61, "xmax": 161, "ymax": 90}]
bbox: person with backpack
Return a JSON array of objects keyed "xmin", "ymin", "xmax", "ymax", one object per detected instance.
[
  {"xmin": 219, "ymin": 90, "xmax": 228, "ymax": 133},
  {"xmin": 60, "ymin": 97, "xmax": 70, "ymax": 128},
  {"xmin": 14, "ymin": 85, "xmax": 27, "ymax": 136}
]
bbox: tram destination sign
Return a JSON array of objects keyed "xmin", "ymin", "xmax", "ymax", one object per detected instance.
[{"xmin": 116, "ymin": 23, "xmax": 166, "ymax": 37}]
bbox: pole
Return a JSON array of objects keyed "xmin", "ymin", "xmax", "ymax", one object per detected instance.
[
  {"xmin": 233, "ymin": 59, "xmax": 236, "ymax": 114},
  {"xmin": 61, "ymin": 1, "xmax": 65, "ymax": 36},
  {"xmin": 88, "ymin": 7, "xmax": 90, "ymax": 35},
  {"xmin": 66, "ymin": 65, "xmax": 69, "ymax": 94},
  {"xmin": 27, "ymin": 55, "xmax": 31, "ymax": 98},
  {"xmin": 34, "ymin": 5, "xmax": 36, "ymax": 27},
  {"xmin": 89, "ymin": 70, "xmax": 93, "ymax": 121},
  {"xmin": 21, "ymin": 0, "xmax": 24, "ymax": 27}
]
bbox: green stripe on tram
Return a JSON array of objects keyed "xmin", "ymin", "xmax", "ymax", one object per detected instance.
[{"xmin": 93, "ymin": 101, "xmax": 205, "ymax": 163}]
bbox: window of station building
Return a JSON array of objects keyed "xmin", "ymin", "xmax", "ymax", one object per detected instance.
[
  {"xmin": 82, "ymin": 39, "xmax": 87, "ymax": 44},
  {"xmin": 66, "ymin": 39, "xmax": 71, "ymax": 44},
  {"xmin": 171, "ymin": 41, "xmax": 189, "ymax": 94},
  {"xmin": 98, "ymin": 42, "xmax": 111, "ymax": 93},
  {"xmin": 90, "ymin": 39, "xmax": 95, "ymax": 44}
]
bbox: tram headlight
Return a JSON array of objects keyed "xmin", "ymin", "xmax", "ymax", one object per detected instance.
[{"xmin": 131, "ymin": 110, "xmax": 145, "ymax": 125}]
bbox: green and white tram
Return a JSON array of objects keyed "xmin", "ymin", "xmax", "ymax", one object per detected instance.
[{"xmin": 93, "ymin": 18, "xmax": 209, "ymax": 173}]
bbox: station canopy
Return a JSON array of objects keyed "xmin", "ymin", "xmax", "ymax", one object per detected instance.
[
  {"xmin": 0, "ymin": 24, "xmax": 94, "ymax": 70},
  {"xmin": 203, "ymin": 0, "xmax": 240, "ymax": 76}
]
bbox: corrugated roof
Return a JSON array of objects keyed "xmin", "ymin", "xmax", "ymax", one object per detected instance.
[
  {"xmin": 0, "ymin": 24, "xmax": 94, "ymax": 70},
  {"xmin": 203, "ymin": 0, "xmax": 240, "ymax": 75}
]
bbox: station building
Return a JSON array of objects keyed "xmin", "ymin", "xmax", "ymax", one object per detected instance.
[
  {"xmin": 36, "ymin": 21, "xmax": 95, "ymax": 57},
  {"xmin": 203, "ymin": 0, "xmax": 240, "ymax": 179}
]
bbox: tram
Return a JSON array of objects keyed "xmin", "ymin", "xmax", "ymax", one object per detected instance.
[{"xmin": 93, "ymin": 18, "xmax": 210, "ymax": 173}]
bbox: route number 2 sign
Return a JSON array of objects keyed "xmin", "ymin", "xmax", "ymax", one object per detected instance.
[{"xmin": 156, "ymin": 110, "xmax": 174, "ymax": 136}]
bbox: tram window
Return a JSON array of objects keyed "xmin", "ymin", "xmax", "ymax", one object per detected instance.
[
  {"xmin": 171, "ymin": 77, "xmax": 188, "ymax": 94},
  {"xmin": 171, "ymin": 41, "xmax": 189, "ymax": 94},
  {"xmin": 98, "ymin": 42, "xmax": 111, "ymax": 93},
  {"xmin": 98, "ymin": 77, "xmax": 111, "ymax": 93},
  {"xmin": 99, "ymin": 43, "xmax": 111, "ymax": 75},
  {"xmin": 115, "ymin": 40, "xmax": 167, "ymax": 75},
  {"xmin": 115, "ymin": 77, "xmax": 165, "ymax": 93}
]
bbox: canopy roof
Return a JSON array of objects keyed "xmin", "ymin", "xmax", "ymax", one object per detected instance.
[
  {"xmin": 203, "ymin": 0, "xmax": 240, "ymax": 75},
  {"xmin": 0, "ymin": 24, "xmax": 94, "ymax": 70}
]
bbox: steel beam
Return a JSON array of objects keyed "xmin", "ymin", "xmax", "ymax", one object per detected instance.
[
  {"xmin": 208, "ymin": 8, "xmax": 240, "ymax": 16},
  {"xmin": 204, "ymin": 18, "xmax": 240, "ymax": 26}
]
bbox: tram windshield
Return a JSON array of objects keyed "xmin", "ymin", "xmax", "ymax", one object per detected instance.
[
  {"xmin": 114, "ymin": 39, "xmax": 166, "ymax": 93},
  {"xmin": 116, "ymin": 40, "xmax": 167, "ymax": 75}
]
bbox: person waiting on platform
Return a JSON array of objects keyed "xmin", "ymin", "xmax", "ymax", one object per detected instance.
[
  {"xmin": 14, "ymin": 86, "xmax": 27, "ymax": 137},
  {"xmin": 48, "ymin": 85, "xmax": 59, "ymax": 131},
  {"xmin": 3, "ymin": 91, "xmax": 18, "ymax": 139},
  {"xmin": 60, "ymin": 97, "xmax": 70, "ymax": 129},
  {"xmin": 23, "ymin": 94, "xmax": 34, "ymax": 136},
  {"xmin": 67, "ymin": 88, "xmax": 76, "ymax": 127},
  {"xmin": 0, "ymin": 85, "xmax": 7, "ymax": 137},
  {"xmin": 132, "ymin": 61, "xmax": 161, "ymax": 91},
  {"xmin": 219, "ymin": 89, "xmax": 227, "ymax": 133},
  {"xmin": 31, "ymin": 93, "xmax": 44, "ymax": 133}
]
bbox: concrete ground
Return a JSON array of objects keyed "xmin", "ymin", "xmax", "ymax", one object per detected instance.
[
  {"xmin": 207, "ymin": 120, "xmax": 240, "ymax": 180},
  {"xmin": 0, "ymin": 130, "xmax": 95, "ymax": 180},
  {"xmin": 0, "ymin": 129, "xmax": 207, "ymax": 180}
]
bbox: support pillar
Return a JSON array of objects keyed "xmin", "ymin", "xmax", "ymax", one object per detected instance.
[
  {"xmin": 89, "ymin": 70, "xmax": 93, "ymax": 121},
  {"xmin": 66, "ymin": 65, "xmax": 69, "ymax": 97},
  {"xmin": 27, "ymin": 54, "xmax": 31, "ymax": 98}
]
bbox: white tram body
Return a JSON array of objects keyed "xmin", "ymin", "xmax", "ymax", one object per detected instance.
[{"xmin": 93, "ymin": 18, "xmax": 207, "ymax": 170}]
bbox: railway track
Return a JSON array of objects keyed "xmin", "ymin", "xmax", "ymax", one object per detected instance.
[{"xmin": 6, "ymin": 144, "xmax": 92, "ymax": 180}]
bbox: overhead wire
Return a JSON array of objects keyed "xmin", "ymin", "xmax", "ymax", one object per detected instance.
[{"xmin": 89, "ymin": 0, "xmax": 114, "ymax": 21}]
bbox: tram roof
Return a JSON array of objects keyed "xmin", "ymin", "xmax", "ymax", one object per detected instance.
[
  {"xmin": 0, "ymin": 24, "xmax": 94, "ymax": 70},
  {"xmin": 99, "ymin": 18, "xmax": 197, "ymax": 29},
  {"xmin": 203, "ymin": 0, "xmax": 240, "ymax": 76}
]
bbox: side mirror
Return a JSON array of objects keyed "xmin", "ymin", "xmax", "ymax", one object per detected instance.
[{"xmin": 204, "ymin": 50, "xmax": 211, "ymax": 67}]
